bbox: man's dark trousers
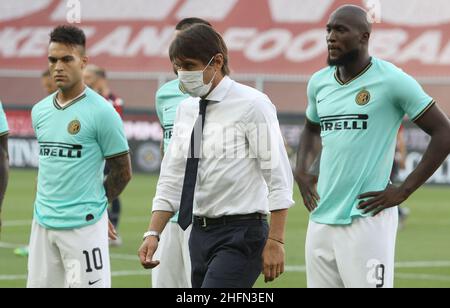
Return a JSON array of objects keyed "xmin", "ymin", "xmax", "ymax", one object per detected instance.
[{"xmin": 189, "ymin": 218, "xmax": 269, "ymax": 288}]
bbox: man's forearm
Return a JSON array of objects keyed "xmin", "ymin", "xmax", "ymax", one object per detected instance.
[
  {"xmin": 159, "ymin": 139, "xmax": 164, "ymax": 161},
  {"xmin": 295, "ymin": 121, "xmax": 321, "ymax": 176},
  {"xmin": 104, "ymin": 154, "xmax": 132, "ymax": 202},
  {"xmin": 268, "ymin": 209, "xmax": 288, "ymax": 243},
  {"xmin": 400, "ymin": 131, "xmax": 450, "ymax": 197},
  {"xmin": 147, "ymin": 210, "xmax": 174, "ymax": 233}
]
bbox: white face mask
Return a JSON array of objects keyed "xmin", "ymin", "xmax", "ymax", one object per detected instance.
[{"xmin": 178, "ymin": 57, "xmax": 217, "ymax": 97}]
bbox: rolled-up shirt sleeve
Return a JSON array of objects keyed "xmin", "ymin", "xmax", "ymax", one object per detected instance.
[{"xmin": 244, "ymin": 96, "xmax": 295, "ymax": 212}]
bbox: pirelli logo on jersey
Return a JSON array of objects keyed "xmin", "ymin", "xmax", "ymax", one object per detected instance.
[
  {"xmin": 39, "ymin": 142, "xmax": 83, "ymax": 158},
  {"xmin": 320, "ymin": 114, "xmax": 369, "ymax": 131}
]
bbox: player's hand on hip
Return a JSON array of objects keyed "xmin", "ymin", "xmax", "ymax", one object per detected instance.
[
  {"xmin": 358, "ymin": 184, "xmax": 409, "ymax": 216},
  {"xmin": 262, "ymin": 238, "xmax": 285, "ymax": 283},
  {"xmin": 295, "ymin": 173, "xmax": 320, "ymax": 212},
  {"xmin": 138, "ymin": 237, "xmax": 160, "ymax": 269}
]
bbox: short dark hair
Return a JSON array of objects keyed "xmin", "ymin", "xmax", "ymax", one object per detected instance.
[
  {"xmin": 49, "ymin": 25, "xmax": 86, "ymax": 54},
  {"xmin": 175, "ymin": 17, "xmax": 212, "ymax": 31},
  {"xmin": 169, "ymin": 24, "xmax": 230, "ymax": 76}
]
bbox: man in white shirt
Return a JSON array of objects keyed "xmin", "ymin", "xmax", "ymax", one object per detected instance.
[{"xmin": 138, "ymin": 24, "xmax": 294, "ymax": 288}]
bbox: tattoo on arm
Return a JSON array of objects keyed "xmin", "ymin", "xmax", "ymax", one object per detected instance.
[{"xmin": 104, "ymin": 153, "xmax": 132, "ymax": 203}]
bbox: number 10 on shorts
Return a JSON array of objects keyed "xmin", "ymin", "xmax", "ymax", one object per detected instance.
[{"xmin": 83, "ymin": 248, "xmax": 104, "ymax": 272}]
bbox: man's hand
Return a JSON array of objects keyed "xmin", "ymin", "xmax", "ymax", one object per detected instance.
[
  {"xmin": 295, "ymin": 173, "xmax": 320, "ymax": 212},
  {"xmin": 262, "ymin": 238, "xmax": 285, "ymax": 283},
  {"xmin": 138, "ymin": 236, "xmax": 160, "ymax": 269},
  {"xmin": 358, "ymin": 184, "xmax": 409, "ymax": 216},
  {"xmin": 295, "ymin": 119, "xmax": 321, "ymax": 212},
  {"xmin": 108, "ymin": 220, "xmax": 117, "ymax": 240}
]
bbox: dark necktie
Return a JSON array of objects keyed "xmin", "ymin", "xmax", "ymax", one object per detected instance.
[{"xmin": 178, "ymin": 99, "xmax": 208, "ymax": 230}]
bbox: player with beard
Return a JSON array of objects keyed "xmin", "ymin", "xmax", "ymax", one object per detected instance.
[{"xmin": 295, "ymin": 5, "xmax": 450, "ymax": 288}]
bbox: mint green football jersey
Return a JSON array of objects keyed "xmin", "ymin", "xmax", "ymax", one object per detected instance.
[
  {"xmin": 0, "ymin": 101, "xmax": 9, "ymax": 136},
  {"xmin": 155, "ymin": 79, "xmax": 189, "ymax": 223},
  {"xmin": 306, "ymin": 57, "xmax": 434, "ymax": 225},
  {"xmin": 32, "ymin": 87, "xmax": 129, "ymax": 229},
  {"xmin": 155, "ymin": 79, "xmax": 189, "ymax": 152}
]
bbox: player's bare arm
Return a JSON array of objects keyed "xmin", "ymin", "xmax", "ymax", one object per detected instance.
[
  {"xmin": 159, "ymin": 138, "xmax": 164, "ymax": 160},
  {"xmin": 104, "ymin": 153, "xmax": 131, "ymax": 239},
  {"xmin": 262, "ymin": 209, "xmax": 287, "ymax": 283},
  {"xmin": 138, "ymin": 210, "xmax": 173, "ymax": 269},
  {"xmin": 294, "ymin": 119, "xmax": 322, "ymax": 212},
  {"xmin": 104, "ymin": 153, "xmax": 132, "ymax": 203},
  {"xmin": 359, "ymin": 104, "xmax": 450, "ymax": 216},
  {"xmin": 0, "ymin": 134, "xmax": 9, "ymax": 234},
  {"xmin": 397, "ymin": 129, "xmax": 407, "ymax": 169}
]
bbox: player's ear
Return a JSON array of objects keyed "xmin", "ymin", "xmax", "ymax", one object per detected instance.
[
  {"xmin": 213, "ymin": 53, "xmax": 224, "ymax": 73},
  {"xmin": 361, "ymin": 32, "xmax": 370, "ymax": 44},
  {"xmin": 81, "ymin": 56, "xmax": 89, "ymax": 70}
]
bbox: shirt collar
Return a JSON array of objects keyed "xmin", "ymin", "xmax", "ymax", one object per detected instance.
[{"xmin": 204, "ymin": 76, "xmax": 232, "ymax": 103}]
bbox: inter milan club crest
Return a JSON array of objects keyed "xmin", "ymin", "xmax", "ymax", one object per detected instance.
[
  {"xmin": 356, "ymin": 89, "xmax": 371, "ymax": 106},
  {"xmin": 68, "ymin": 120, "xmax": 81, "ymax": 135}
]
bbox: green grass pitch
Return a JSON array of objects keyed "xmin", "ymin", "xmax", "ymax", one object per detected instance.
[{"xmin": 0, "ymin": 169, "xmax": 449, "ymax": 288}]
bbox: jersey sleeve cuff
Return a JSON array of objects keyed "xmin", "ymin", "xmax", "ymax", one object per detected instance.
[
  {"xmin": 104, "ymin": 150, "xmax": 129, "ymax": 159},
  {"xmin": 412, "ymin": 100, "xmax": 436, "ymax": 122}
]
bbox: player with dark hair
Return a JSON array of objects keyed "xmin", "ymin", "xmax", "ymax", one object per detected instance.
[{"xmin": 27, "ymin": 25, "xmax": 131, "ymax": 288}]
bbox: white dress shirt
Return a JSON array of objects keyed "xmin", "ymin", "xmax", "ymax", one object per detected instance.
[{"xmin": 152, "ymin": 76, "xmax": 295, "ymax": 218}]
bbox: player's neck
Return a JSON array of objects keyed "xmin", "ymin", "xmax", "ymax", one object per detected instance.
[
  {"xmin": 57, "ymin": 82, "xmax": 86, "ymax": 106},
  {"xmin": 337, "ymin": 54, "xmax": 372, "ymax": 84}
]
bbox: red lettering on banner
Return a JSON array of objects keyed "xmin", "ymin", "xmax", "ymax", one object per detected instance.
[{"xmin": 1, "ymin": 0, "xmax": 450, "ymax": 76}]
